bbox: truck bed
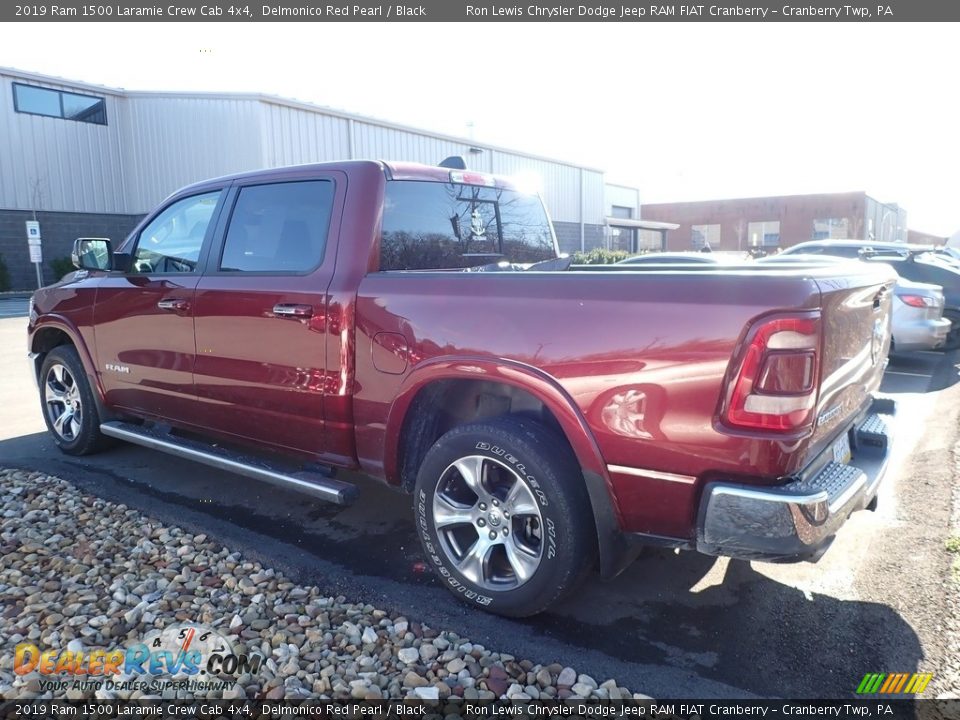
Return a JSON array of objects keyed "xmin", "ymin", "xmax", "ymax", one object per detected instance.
[{"xmin": 353, "ymin": 261, "xmax": 896, "ymax": 538}]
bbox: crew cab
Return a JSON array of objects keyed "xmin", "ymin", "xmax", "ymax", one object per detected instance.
[{"xmin": 29, "ymin": 160, "xmax": 897, "ymax": 616}]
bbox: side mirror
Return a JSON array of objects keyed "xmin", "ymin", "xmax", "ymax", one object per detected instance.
[
  {"xmin": 71, "ymin": 238, "xmax": 134, "ymax": 272},
  {"xmin": 72, "ymin": 238, "xmax": 113, "ymax": 271}
]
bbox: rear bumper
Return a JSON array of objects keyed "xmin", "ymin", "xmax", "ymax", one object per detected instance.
[
  {"xmin": 696, "ymin": 398, "xmax": 894, "ymax": 562},
  {"xmin": 894, "ymin": 317, "xmax": 951, "ymax": 352}
]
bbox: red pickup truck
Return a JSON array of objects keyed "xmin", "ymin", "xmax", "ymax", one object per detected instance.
[{"xmin": 29, "ymin": 160, "xmax": 897, "ymax": 616}]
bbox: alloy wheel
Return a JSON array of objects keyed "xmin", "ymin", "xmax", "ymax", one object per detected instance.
[
  {"xmin": 432, "ymin": 455, "xmax": 544, "ymax": 591},
  {"xmin": 44, "ymin": 363, "xmax": 83, "ymax": 442}
]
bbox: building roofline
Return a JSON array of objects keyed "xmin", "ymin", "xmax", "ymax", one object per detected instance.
[
  {"xmin": 606, "ymin": 217, "xmax": 679, "ymax": 230},
  {"xmin": 0, "ymin": 65, "xmax": 607, "ymax": 174},
  {"xmin": 0, "ymin": 65, "xmax": 127, "ymax": 96},
  {"xmin": 641, "ymin": 190, "xmax": 870, "ymax": 208}
]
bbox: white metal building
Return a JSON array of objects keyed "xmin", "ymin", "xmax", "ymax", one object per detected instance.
[{"xmin": 0, "ymin": 66, "xmax": 640, "ymax": 289}]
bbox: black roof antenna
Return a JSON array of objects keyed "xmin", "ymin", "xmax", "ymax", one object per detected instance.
[{"xmin": 438, "ymin": 156, "xmax": 467, "ymax": 170}]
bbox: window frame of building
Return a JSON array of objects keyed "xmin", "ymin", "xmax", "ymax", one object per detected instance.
[
  {"xmin": 12, "ymin": 82, "xmax": 108, "ymax": 126},
  {"xmin": 691, "ymin": 224, "xmax": 721, "ymax": 250},
  {"xmin": 218, "ymin": 180, "xmax": 335, "ymax": 275},
  {"xmin": 748, "ymin": 220, "xmax": 781, "ymax": 249},
  {"xmin": 812, "ymin": 217, "xmax": 850, "ymax": 241},
  {"xmin": 609, "ymin": 205, "xmax": 636, "ymax": 253},
  {"xmin": 638, "ymin": 229, "xmax": 664, "ymax": 251}
]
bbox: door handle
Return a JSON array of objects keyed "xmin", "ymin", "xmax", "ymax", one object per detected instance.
[
  {"xmin": 157, "ymin": 298, "xmax": 190, "ymax": 312},
  {"xmin": 273, "ymin": 303, "xmax": 314, "ymax": 318}
]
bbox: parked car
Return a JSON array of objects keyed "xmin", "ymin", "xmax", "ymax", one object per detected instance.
[
  {"xmin": 615, "ymin": 252, "xmax": 750, "ymax": 265},
  {"xmin": 890, "ymin": 278, "xmax": 951, "ymax": 352},
  {"xmin": 931, "ymin": 246, "xmax": 960, "ymax": 271},
  {"xmin": 30, "ymin": 160, "xmax": 897, "ymax": 616},
  {"xmin": 781, "ymin": 240, "xmax": 960, "ymax": 350},
  {"xmin": 757, "ymin": 254, "xmax": 951, "ymax": 352}
]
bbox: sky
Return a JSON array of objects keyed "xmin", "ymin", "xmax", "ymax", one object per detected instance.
[{"xmin": 1, "ymin": 23, "xmax": 958, "ymax": 235}]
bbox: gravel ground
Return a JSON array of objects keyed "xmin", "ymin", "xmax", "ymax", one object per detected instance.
[
  {"xmin": 0, "ymin": 468, "xmax": 645, "ymax": 702},
  {"xmin": 933, "ymin": 438, "xmax": 960, "ymax": 700}
]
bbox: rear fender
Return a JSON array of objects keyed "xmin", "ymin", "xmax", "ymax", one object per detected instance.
[{"xmin": 384, "ymin": 356, "xmax": 635, "ymax": 578}]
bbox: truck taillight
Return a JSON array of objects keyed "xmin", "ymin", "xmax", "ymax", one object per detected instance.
[
  {"xmin": 897, "ymin": 294, "xmax": 936, "ymax": 309},
  {"xmin": 723, "ymin": 312, "xmax": 821, "ymax": 432}
]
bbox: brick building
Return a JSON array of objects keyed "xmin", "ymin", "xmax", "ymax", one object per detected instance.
[
  {"xmin": 907, "ymin": 229, "xmax": 946, "ymax": 245},
  {"xmin": 641, "ymin": 192, "xmax": 909, "ymax": 253}
]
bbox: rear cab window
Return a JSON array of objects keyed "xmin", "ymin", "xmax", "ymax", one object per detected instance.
[
  {"xmin": 379, "ymin": 180, "xmax": 557, "ymax": 271},
  {"xmin": 220, "ymin": 180, "xmax": 334, "ymax": 273}
]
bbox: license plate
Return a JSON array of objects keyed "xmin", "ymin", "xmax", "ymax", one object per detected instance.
[{"xmin": 832, "ymin": 432, "xmax": 852, "ymax": 465}]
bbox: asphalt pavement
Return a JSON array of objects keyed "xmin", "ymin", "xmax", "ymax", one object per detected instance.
[
  {"xmin": 0, "ymin": 296, "xmax": 29, "ymax": 318},
  {"xmin": 1, "ymin": 311, "xmax": 958, "ymax": 699}
]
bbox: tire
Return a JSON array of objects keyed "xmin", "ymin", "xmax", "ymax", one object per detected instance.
[
  {"xmin": 413, "ymin": 415, "xmax": 595, "ymax": 617},
  {"xmin": 943, "ymin": 310, "xmax": 960, "ymax": 352},
  {"xmin": 39, "ymin": 346, "xmax": 112, "ymax": 456}
]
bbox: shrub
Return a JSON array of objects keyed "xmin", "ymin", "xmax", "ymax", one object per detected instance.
[
  {"xmin": 50, "ymin": 256, "xmax": 75, "ymax": 282},
  {"xmin": 571, "ymin": 248, "xmax": 633, "ymax": 265},
  {"xmin": 0, "ymin": 254, "xmax": 10, "ymax": 292}
]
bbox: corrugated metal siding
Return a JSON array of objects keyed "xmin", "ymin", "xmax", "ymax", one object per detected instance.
[
  {"xmin": 0, "ymin": 75, "xmax": 125, "ymax": 213},
  {"xmin": 1, "ymin": 70, "xmax": 633, "ymax": 226},
  {"xmin": 490, "ymin": 152, "xmax": 581, "ymax": 223},
  {"xmin": 119, "ymin": 96, "xmax": 263, "ymax": 212},
  {"xmin": 488, "ymin": 154, "xmax": 605, "ymax": 225},
  {"xmin": 351, "ymin": 121, "xmax": 478, "ymax": 169},
  {"xmin": 606, "ymin": 184, "xmax": 640, "ymax": 215},
  {"xmin": 260, "ymin": 102, "xmax": 350, "ymax": 167},
  {"xmin": 257, "ymin": 113, "xmax": 607, "ymax": 224},
  {"xmin": 581, "ymin": 170, "xmax": 605, "ymax": 225}
]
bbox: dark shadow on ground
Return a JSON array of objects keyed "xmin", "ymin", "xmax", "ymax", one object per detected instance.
[
  {"xmin": 884, "ymin": 348, "xmax": 960, "ymax": 393},
  {"xmin": 2, "ymin": 431, "xmax": 924, "ymax": 700},
  {"xmin": 537, "ymin": 555, "xmax": 923, "ymax": 698}
]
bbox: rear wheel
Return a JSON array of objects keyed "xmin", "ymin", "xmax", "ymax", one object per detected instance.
[
  {"xmin": 39, "ymin": 346, "xmax": 112, "ymax": 455},
  {"xmin": 413, "ymin": 415, "xmax": 595, "ymax": 617},
  {"xmin": 943, "ymin": 311, "xmax": 960, "ymax": 351}
]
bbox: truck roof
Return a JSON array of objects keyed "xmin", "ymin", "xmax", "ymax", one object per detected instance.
[{"xmin": 168, "ymin": 159, "xmax": 520, "ymax": 198}]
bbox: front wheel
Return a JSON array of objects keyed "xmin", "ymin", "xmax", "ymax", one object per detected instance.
[
  {"xmin": 413, "ymin": 416, "xmax": 595, "ymax": 617},
  {"xmin": 39, "ymin": 346, "xmax": 112, "ymax": 456}
]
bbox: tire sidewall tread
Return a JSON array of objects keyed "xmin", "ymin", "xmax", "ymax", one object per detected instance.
[
  {"xmin": 414, "ymin": 415, "xmax": 594, "ymax": 617},
  {"xmin": 39, "ymin": 346, "xmax": 108, "ymax": 456}
]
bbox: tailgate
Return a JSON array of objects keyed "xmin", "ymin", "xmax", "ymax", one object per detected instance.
[{"xmin": 810, "ymin": 264, "xmax": 897, "ymax": 453}]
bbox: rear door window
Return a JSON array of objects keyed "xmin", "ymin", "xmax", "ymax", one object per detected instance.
[
  {"xmin": 380, "ymin": 181, "xmax": 556, "ymax": 271},
  {"xmin": 220, "ymin": 180, "xmax": 334, "ymax": 273}
]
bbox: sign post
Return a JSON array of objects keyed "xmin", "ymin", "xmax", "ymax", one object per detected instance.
[{"xmin": 26, "ymin": 220, "xmax": 43, "ymax": 289}]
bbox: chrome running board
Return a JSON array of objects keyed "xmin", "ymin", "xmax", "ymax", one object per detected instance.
[{"xmin": 100, "ymin": 421, "xmax": 357, "ymax": 505}]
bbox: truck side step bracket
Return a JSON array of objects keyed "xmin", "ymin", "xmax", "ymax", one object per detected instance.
[{"xmin": 99, "ymin": 421, "xmax": 358, "ymax": 506}]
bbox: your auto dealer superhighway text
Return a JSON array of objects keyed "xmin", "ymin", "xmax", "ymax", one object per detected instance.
[{"xmin": 468, "ymin": 4, "xmax": 880, "ymax": 18}]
